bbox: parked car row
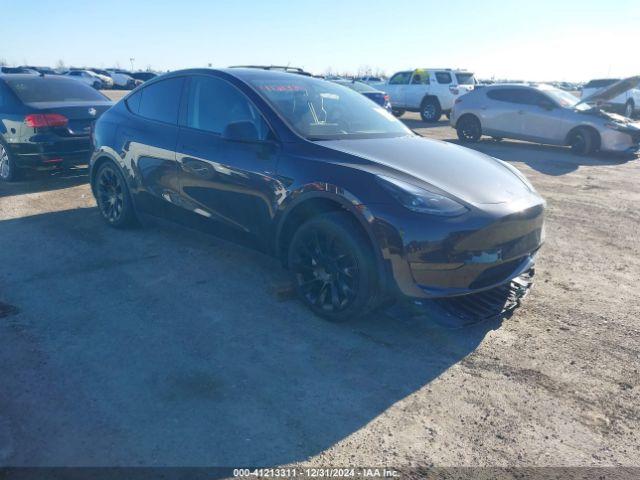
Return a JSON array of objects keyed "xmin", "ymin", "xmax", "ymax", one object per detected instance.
[
  {"xmin": 0, "ymin": 65, "xmax": 158, "ymax": 90},
  {"xmin": 2, "ymin": 65, "xmax": 637, "ymax": 321}
]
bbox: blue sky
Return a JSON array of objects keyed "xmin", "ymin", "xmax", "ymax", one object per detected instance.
[{"xmin": 2, "ymin": 0, "xmax": 638, "ymax": 81}]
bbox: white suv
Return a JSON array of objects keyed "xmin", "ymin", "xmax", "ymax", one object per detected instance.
[
  {"xmin": 582, "ymin": 78, "xmax": 639, "ymax": 118},
  {"xmin": 374, "ymin": 69, "xmax": 476, "ymax": 121}
]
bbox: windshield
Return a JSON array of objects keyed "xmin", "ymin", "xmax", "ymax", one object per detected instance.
[
  {"xmin": 6, "ymin": 77, "xmax": 109, "ymax": 103},
  {"xmin": 248, "ymin": 75, "xmax": 411, "ymax": 140},
  {"xmin": 543, "ymin": 87, "xmax": 581, "ymax": 108},
  {"xmin": 455, "ymin": 73, "xmax": 476, "ymax": 85}
]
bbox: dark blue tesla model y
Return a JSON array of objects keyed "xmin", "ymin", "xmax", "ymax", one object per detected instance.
[{"xmin": 90, "ymin": 68, "xmax": 544, "ymax": 322}]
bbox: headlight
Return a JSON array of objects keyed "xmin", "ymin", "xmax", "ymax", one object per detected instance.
[{"xmin": 377, "ymin": 175, "xmax": 467, "ymax": 216}]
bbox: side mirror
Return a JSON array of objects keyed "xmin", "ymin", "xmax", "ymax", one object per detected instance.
[{"xmin": 222, "ymin": 121, "xmax": 260, "ymax": 142}]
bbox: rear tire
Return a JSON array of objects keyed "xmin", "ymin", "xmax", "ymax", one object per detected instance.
[
  {"xmin": 288, "ymin": 211, "xmax": 378, "ymax": 322},
  {"xmin": 94, "ymin": 162, "xmax": 137, "ymax": 228},
  {"xmin": 456, "ymin": 115, "xmax": 482, "ymax": 142},
  {"xmin": 0, "ymin": 142, "xmax": 21, "ymax": 182},
  {"xmin": 391, "ymin": 108, "xmax": 405, "ymax": 118},
  {"xmin": 569, "ymin": 127, "xmax": 596, "ymax": 155},
  {"xmin": 420, "ymin": 98, "xmax": 442, "ymax": 122},
  {"xmin": 92, "ymin": 81, "xmax": 101, "ymax": 89}
]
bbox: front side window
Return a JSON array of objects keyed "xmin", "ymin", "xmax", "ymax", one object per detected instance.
[
  {"xmin": 137, "ymin": 77, "xmax": 184, "ymax": 124},
  {"xmin": 247, "ymin": 74, "xmax": 412, "ymax": 141},
  {"xmin": 183, "ymin": 76, "xmax": 269, "ymax": 140},
  {"xmin": 389, "ymin": 72, "xmax": 411, "ymax": 85},
  {"xmin": 435, "ymin": 72, "xmax": 452, "ymax": 84}
]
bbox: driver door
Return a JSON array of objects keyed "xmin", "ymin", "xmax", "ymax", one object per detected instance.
[{"xmin": 176, "ymin": 75, "xmax": 280, "ymax": 237}]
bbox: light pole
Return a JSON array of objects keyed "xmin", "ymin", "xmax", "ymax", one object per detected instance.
[{"xmin": 129, "ymin": 58, "xmax": 135, "ymax": 71}]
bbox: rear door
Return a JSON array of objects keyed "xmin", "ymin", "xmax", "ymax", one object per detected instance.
[
  {"xmin": 176, "ymin": 74, "xmax": 280, "ymax": 237},
  {"xmin": 118, "ymin": 77, "xmax": 185, "ymax": 216},
  {"xmin": 404, "ymin": 70, "xmax": 431, "ymax": 109},
  {"xmin": 482, "ymin": 88, "xmax": 531, "ymax": 138}
]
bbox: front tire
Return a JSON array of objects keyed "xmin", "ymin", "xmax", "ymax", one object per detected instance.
[
  {"xmin": 0, "ymin": 142, "xmax": 21, "ymax": 182},
  {"xmin": 288, "ymin": 212, "xmax": 378, "ymax": 322},
  {"xmin": 456, "ymin": 115, "xmax": 482, "ymax": 142},
  {"xmin": 391, "ymin": 108, "xmax": 405, "ymax": 118},
  {"xmin": 420, "ymin": 98, "xmax": 442, "ymax": 122},
  {"xmin": 569, "ymin": 127, "xmax": 596, "ymax": 155},
  {"xmin": 95, "ymin": 162, "xmax": 137, "ymax": 228}
]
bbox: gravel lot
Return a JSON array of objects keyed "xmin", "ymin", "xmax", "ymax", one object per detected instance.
[{"xmin": 0, "ymin": 92, "xmax": 639, "ymax": 470}]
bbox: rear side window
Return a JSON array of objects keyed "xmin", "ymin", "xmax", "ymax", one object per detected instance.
[
  {"xmin": 183, "ymin": 76, "xmax": 269, "ymax": 140},
  {"xmin": 5, "ymin": 77, "xmax": 108, "ymax": 103},
  {"xmin": 136, "ymin": 77, "xmax": 184, "ymax": 124},
  {"xmin": 487, "ymin": 88, "xmax": 527, "ymax": 104},
  {"xmin": 389, "ymin": 72, "xmax": 411, "ymax": 85},
  {"xmin": 435, "ymin": 72, "xmax": 452, "ymax": 84},
  {"xmin": 126, "ymin": 90, "xmax": 142, "ymax": 114}
]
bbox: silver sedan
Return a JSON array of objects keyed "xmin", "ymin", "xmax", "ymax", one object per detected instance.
[{"xmin": 450, "ymin": 78, "xmax": 640, "ymax": 155}]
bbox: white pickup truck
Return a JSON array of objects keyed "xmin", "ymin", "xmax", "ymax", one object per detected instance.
[
  {"xmin": 582, "ymin": 78, "xmax": 639, "ymax": 118},
  {"xmin": 373, "ymin": 68, "xmax": 476, "ymax": 122}
]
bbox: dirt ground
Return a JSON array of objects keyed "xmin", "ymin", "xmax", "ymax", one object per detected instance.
[{"xmin": 0, "ymin": 94, "xmax": 639, "ymax": 472}]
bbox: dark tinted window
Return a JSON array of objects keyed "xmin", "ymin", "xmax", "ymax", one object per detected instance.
[
  {"xmin": 389, "ymin": 72, "xmax": 411, "ymax": 85},
  {"xmin": 126, "ymin": 90, "xmax": 142, "ymax": 114},
  {"xmin": 435, "ymin": 72, "xmax": 452, "ymax": 84},
  {"xmin": 183, "ymin": 76, "xmax": 269, "ymax": 139},
  {"xmin": 137, "ymin": 77, "xmax": 184, "ymax": 124},
  {"xmin": 5, "ymin": 77, "xmax": 108, "ymax": 103},
  {"xmin": 487, "ymin": 88, "xmax": 528, "ymax": 104}
]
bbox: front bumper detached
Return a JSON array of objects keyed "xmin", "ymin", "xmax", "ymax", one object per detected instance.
[{"xmin": 406, "ymin": 268, "xmax": 535, "ymax": 326}]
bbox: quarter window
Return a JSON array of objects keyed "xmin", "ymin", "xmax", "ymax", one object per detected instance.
[
  {"xmin": 435, "ymin": 72, "xmax": 452, "ymax": 84},
  {"xmin": 137, "ymin": 77, "xmax": 184, "ymax": 124},
  {"xmin": 183, "ymin": 76, "xmax": 269, "ymax": 140}
]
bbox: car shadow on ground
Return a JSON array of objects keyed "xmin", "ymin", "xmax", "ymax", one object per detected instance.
[
  {"xmin": 446, "ymin": 138, "xmax": 634, "ymax": 176},
  {"xmin": 401, "ymin": 118, "xmax": 450, "ymax": 131},
  {"xmin": 0, "ymin": 206, "xmax": 503, "ymax": 466},
  {"xmin": 0, "ymin": 166, "xmax": 89, "ymax": 198}
]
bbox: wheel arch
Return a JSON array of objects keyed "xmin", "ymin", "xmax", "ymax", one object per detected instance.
[
  {"xmin": 565, "ymin": 125, "xmax": 601, "ymax": 150},
  {"xmin": 420, "ymin": 94, "xmax": 441, "ymax": 109},
  {"xmin": 454, "ymin": 112, "xmax": 481, "ymax": 129}
]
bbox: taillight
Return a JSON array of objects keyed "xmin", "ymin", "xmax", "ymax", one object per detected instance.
[
  {"xmin": 384, "ymin": 94, "xmax": 390, "ymax": 102},
  {"xmin": 24, "ymin": 113, "xmax": 69, "ymax": 128}
]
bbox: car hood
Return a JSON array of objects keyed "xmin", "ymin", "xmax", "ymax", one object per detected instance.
[
  {"xmin": 578, "ymin": 75, "xmax": 640, "ymax": 106},
  {"xmin": 316, "ymin": 135, "xmax": 534, "ymax": 205}
]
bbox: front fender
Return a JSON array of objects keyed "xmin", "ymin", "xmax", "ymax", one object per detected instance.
[{"xmin": 274, "ymin": 185, "xmax": 392, "ymax": 294}]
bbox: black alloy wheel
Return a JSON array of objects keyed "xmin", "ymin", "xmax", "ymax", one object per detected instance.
[
  {"xmin": 569, "ymin": 127, "xmax": 595, "ymax": 155},
  {"xmin": 288, "ymin": 212, "xmax": 377, "ymax": 321},
  {"xmin": 456, "ymin": 115, "xmax": 482, "ymax": 142},
  {"xmin": 95, "ymin": 162, "xmax": 136, "ymax": 227}
]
